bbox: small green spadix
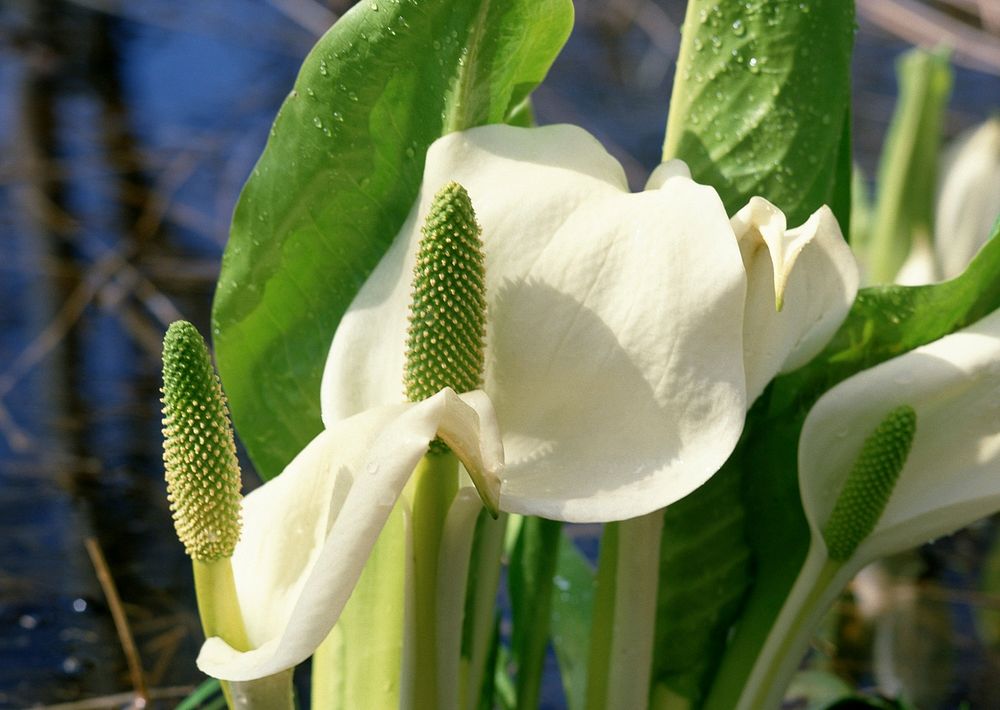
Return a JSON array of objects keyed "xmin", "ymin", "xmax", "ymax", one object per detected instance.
[
  {"xmin": 161, "ymin": 320, "xmax": 242, "ymax": 562},
  {"xmin": 162, "ymin": 322, "xmax": 249, "ymax": 702},
  {"xmin": 822, "ymin": 405, "xmax": 917, "ymax": 561},
  {"xmin": 404, "ymin": 181, "xmax": 487, "ymax": 453}
]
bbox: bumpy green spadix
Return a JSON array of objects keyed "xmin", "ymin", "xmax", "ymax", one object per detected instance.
[
  {"xmin": 404, "ymin": 181, "xmax": 487, "ymax": 439},
  {"xmin": 162, "ymin": 320, "xmax": 242, "ymax": 562},
  {"xmin": 822, "ymin": 405, "xmax": 917, "ymax": 561}
]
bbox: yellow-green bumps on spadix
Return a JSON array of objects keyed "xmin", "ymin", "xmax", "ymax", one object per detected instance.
[
  {"xmin": 161, "ymin": 321, "xmax": 242, "ymax": 562},
  {"xmin": 822, "ymin": 405, "xmax": 917, "ymax": 561},
  {"xmin": 404, "ymin": 182, "xmax": 487, "ymax": 451}
]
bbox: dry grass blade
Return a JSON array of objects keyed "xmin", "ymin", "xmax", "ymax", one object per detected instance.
[
  {"xmin": 858, "ymin": 0, "xmax": 1000, "ymax": 75},
  {"xmin": 83, "ymin": 537, "xmax": 150, "ymax": 707}
]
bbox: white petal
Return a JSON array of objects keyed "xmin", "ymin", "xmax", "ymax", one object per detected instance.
[
  {"xmin": 895, "ymin": 235, "xmax": 939, "ymax": 286},
  {"xmin": 196, "ymin": 388, "xmax": 502, "ymax": 681},
  {"xmin": 935, "ymin": 117, "xmax": 1000, "ymax": 280},
  {"xmin": 799, "ymin": 307, "xmax": 1000, "ymax": 565},
  {"xmin": 733, "ymin": 199, "xmax": 858, "ymax": 402},
  {"xmin": 324, "ymin": 124, "xmax": 749, "ymax": 522}
]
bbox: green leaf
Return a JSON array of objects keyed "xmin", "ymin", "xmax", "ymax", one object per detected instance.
[
  {"xmin": 704, "ymin": 223, "xmax": 1000, "ymax": 710},
  {"xmin": 663, "ymin": 0, "xmax": 855, "ymax": 228},
  {"xmin": 508, "ymin": 516, "xmax": 562, "ymax": 710},
  {"xmin": 866, "ymin": 49, "xmax": 952, "ymax": 284},
  {"xmin": 650, "ymin": 457, "xmax": 752, "ymax": 707},
  {"xmin": 550, "ymin": 532, "xmax": 596, "ymax": 710},
  {"xmin": 212, "ymin": 0, "xmax": 573, "ymax": 477}
]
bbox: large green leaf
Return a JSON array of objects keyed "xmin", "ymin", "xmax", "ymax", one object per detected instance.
[
  {"xmin": 704, "ymin": 222, "xmax": 1000, "ymax": 710},
  {"xmin": 508, "ymin": 516, "xmax": 562, "ymax": 710},
  {"xmin": 212, "ymin": 0, "xmax": 573, "ymax": 477},
  {"xmin": 663, "ymin": 0, "xmax": 855, "ymax": 228},
  {"xmin": 650, "ymin": 457, "xmax": 752, "ymax": 708}
]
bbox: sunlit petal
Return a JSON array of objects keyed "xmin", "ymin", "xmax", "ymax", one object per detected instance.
[
  {"xmin": 733, "ymin": 199, "xmax": 858, "ymax": 402},
  {"xmin": 196, "ymin": 388, "xmax": 502, "ymax": 681},
  {"xmin": 800, "ymin": 307, "xmax": 1000, "ymax": 565},
  {"xmin": 323, "ymin": 124, "xmax": 749, "ymax": 521}
]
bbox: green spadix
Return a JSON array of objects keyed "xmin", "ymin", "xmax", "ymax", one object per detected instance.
[{"xmin": 822, "ymin": 404, "xmax": 917, "ymax": 562}]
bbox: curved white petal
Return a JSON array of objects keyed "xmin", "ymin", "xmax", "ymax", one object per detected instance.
[
  {"xmin": 800, "ymin": 307, "xmax": 1000, "ymax": 565},
  {"xmin": 733, "ymin": 198, "xmax": 859, "ymax": 402},
  {"xmin": 935, "ymin": 117, "xmax": 1000, "ymax": 280},
  {"xmin": 323, "ymin": 124, "xmax": 749, "ymax": 522},
  {"xmin": 196, "ymin": 388, "xmax": 502, "ymax": 681}
]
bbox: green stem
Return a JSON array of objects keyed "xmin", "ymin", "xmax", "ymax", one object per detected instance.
[
  {"xmin": 311, "ymin": 502, "xmax": 409, "ymax": 710},
  {"xmin": 412, "ymin": 451, "xmax": 460, "ymax": 709},
  {"xmin": 584, "ymin": 522, "xmax": 619, "ymax": 710},
  {"xmin": 608, "ymin": 512, "xmax": 664, "ymax": 709},
  {"xmin": 662, "ymin": 0, "xmax": 699, "ymax": 160},
  {"xmin": 462, "ymin": 512, "xmax": 508, "ymax": 710},
  {"xmin": 230, "ymin": 670, "xmax": 295, "ymax": 710},
  {"xmin": 867, "ymin": 49, "xmax": 951, "ymax": 283},
  {"xmin": 514, "ymin": 517, "xmax": 562, "ymax": 710},
  {"xmin": 585, "ymin": 512, "xmax": 664, "ymax": 710},
  {"xmin": 193, "ymin": 557, "xmax": 250, "ymax": 710},
  {"xmin": 436, "ymin": 490, "xmax": 486, "ymax": 710},
  {"xmin": 735, "ymin": 541, "xmax": 849, "ymax": 710}
]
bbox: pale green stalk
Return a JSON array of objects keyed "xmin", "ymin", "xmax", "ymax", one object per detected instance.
[
  {"xmin": 585, "ymin": 512, "xmax": 663, "ymax": 710},
  {"xmin": 866, "ymin": 48, "xmax": 952, "ymax": 283},
  {"xmin": 462, "ymin": 512, "xmax": 508, "ymax": 710},
  {"xmin": 734, "ymin": 542, "xmax": 848, "ymax": 710},
  {"xmin": 230, "ymin": 670, "xmax": 295, "ymax": 710},
  {"xmin": 436, "ymin": 489, "xmax": 485, "ymax": 710},
  {"xmin": 311, "ymin": 503, "xmax": 410, "ymax": 710},
  {"xmin": 412, "ymin": 451, "xmax": 460, "ymax": 708},
  {"xmin": 584, "ymin": 522, "xmax": 618, "ymax": 710}
]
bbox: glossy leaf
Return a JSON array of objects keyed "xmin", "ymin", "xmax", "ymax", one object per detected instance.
[
  {"xmin": 650, "ymin": 457, "xmax": 752, "ymax": 707},
  {"xmin": 663, "ymin": 0, "xmax": 854, "ymax": 229},
  {"xmin": 213, "ymin": 0, "xmax": 573, "ymax": 477},
  {"xmin": 508, "ymin": 516, "xmax": 562, "ymax": 710}
]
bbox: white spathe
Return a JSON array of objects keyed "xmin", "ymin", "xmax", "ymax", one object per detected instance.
[
  {"xmin": 800, "ymin": 306, "xmax": 1000, "ymax": 564},
  {"xmin": 738, "ymin": 307, "xmax": 1000, "ymax": 710},
  {"xmin": 323, "ymin": 124, "xmax": 857, "ymax": 521},
  {"xmin": 196, "ymin": 388, "xmax": 503, "ymax": 682}
]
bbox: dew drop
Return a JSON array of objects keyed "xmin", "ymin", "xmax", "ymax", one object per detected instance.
[{"xmin": 731, "ymin": 19, "xmax": 746, "ymax": 36}]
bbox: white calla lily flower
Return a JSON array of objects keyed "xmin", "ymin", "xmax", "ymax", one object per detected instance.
[
  {"xmin": 738, "ymin": 307, "xmax": 1000, "ymax": 710},
  {"xmin": 324, "ymin": 123, "xmax": 857, "ymax": 522},
  {"xmin": 196, "ymin": 388, "xmax": 503, "ymax": 681},
  {"xmin": 197, "ymin": 123, "xmax": 857, "ymax": 684}
]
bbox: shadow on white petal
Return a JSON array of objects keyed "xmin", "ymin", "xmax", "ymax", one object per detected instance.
[{"xmin": 491, "ymin": 279, "xmax": 744, "ymax": 522}]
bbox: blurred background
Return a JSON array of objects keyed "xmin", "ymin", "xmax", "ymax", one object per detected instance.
[{"xmin": 1, "ymin": 0, "xmax": 998, "ymax": 707}]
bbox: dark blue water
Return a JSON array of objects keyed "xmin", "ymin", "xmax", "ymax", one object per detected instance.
[{"xmin": 1, "ymin": 1, "xmax": 998, "ymax": 708}]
